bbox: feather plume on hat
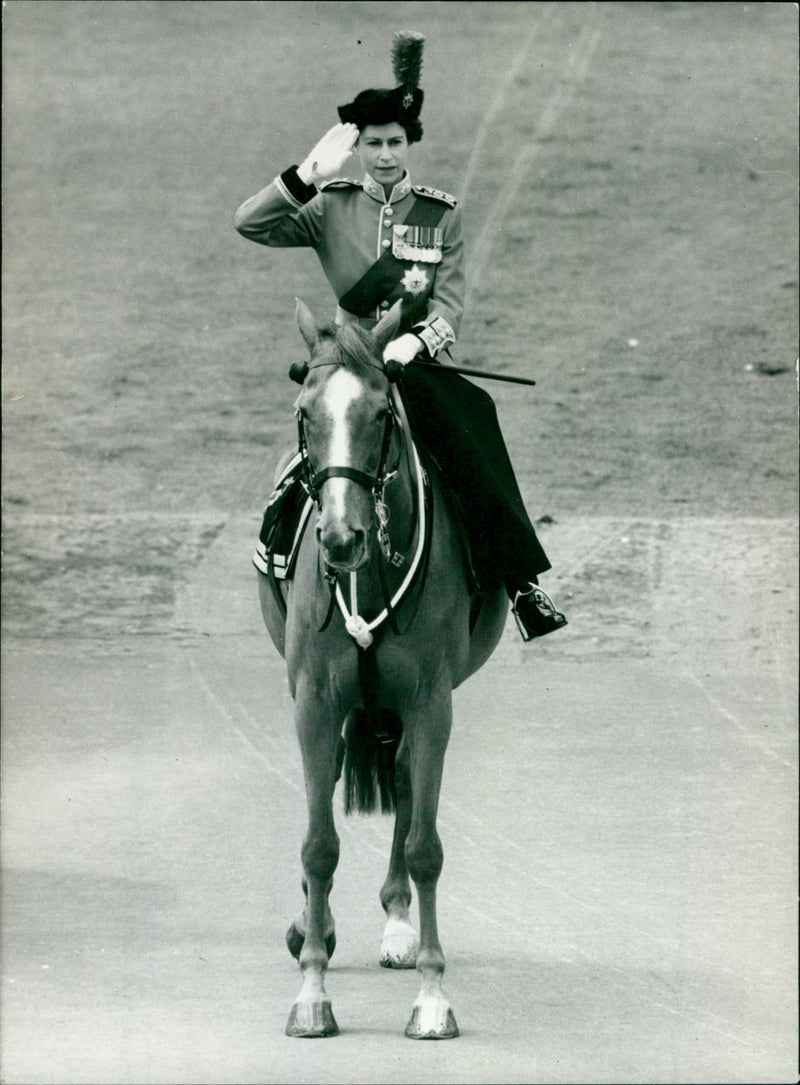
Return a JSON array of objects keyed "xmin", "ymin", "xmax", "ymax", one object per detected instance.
[
  {"xmin": 337, "ymin": 30, "xmax": 426, "ymax": 142},
  {"xmin": 391, "ymin": 30, "xmax": 425, "ymax": 89}
]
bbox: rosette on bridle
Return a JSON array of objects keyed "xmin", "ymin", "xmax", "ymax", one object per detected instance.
[{"xmin": 338, "ymin": 31, "xmax": 425, "ymax": 142}]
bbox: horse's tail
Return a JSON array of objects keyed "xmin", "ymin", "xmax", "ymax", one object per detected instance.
[{"xmin": 343, "ymin": 707, "xmax": 402, "ymax": 815}]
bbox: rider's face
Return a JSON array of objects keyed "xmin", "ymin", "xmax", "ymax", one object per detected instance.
[{"xmin": 356, "ymin": 124, "xmax": 409, "ymax": 190}]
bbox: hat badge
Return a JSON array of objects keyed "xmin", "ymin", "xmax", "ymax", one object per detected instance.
[{"xmin": 402, "ymin": 90, "xmax": 414, "ymax": 109}]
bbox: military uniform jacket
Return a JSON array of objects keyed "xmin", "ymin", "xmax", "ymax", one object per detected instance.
[{"xmin": 234, "ymin": 166, "xmax": 464, "ymax": 357}]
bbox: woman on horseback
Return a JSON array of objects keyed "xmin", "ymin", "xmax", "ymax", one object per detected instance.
[{"xmin": 234, "ymin": 31, "xmax": 566, "ymax": 641}]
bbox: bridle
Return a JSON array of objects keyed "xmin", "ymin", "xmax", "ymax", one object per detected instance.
[
  {"xmin": 294, "ymin": 360, "xmax": 401, "ymax": 521},
  {"xmin": 288, "ymin": 355, "xmax": 433, "ymax": 648}
]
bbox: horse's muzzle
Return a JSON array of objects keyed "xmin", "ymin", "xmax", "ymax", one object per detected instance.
[{"xmin": 316, "ymin": 523, "xmax": 368, "ymax": 572}]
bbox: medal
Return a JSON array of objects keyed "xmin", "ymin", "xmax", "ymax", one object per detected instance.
[
  {"xmin": 392, "ymin": 225, "xmax": 443, "ymax": 264},
  {"xmin": 401, "ymin": 265, "xmax": 429, "ymax": 296}
]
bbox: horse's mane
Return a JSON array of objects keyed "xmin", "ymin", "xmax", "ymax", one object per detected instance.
[{"xmin": 317, "ymin": 324, "xmax": 382, "ymax": 378}]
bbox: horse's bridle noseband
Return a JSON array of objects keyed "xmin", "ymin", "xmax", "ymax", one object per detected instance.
[{"xmin": 294, "ymin": 361, "xmax": 399, "ymax": 509}]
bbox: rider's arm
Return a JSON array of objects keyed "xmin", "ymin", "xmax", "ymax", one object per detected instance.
[
  {"xmin": 233, "ymin": 169, "xmax": 324, "ymax": 248},
  {"xmin": 413, "ymin": 202, "xmax": 465, "ymax": 358},
  {"xmin": 234, "ymin": 124, "xmax": 359, "ymax": 249}
]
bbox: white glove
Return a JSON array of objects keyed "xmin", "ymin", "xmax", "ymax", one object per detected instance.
[
  {"xmin": 298, "ymin": 124, "xmax": 359, "ymax": 185},
  {"xmin": 383, "ymin": 334, "xmax": 423, "ymax": 366}
]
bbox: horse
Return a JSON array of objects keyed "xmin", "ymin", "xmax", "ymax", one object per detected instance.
[{"xmin": 257, "ymin": 298, "xmax": 508, "ymax": 1039}]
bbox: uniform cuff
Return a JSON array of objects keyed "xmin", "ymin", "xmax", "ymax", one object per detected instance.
[
  {"xmin": 414, "ymin": 316, "xmax": 455, "ymax": 358},
  {"xmin": 276, "ymin": 166, "xmax": 318, "ymax": 208}
]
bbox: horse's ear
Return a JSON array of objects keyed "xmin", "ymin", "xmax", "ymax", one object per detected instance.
[
  {"xmin": 295, "ymin": 298, "xmax": 320, "ymax": 353},
  {"xmin": 372, "ymin": 300, "xmax": 404, "ymax": 351}
]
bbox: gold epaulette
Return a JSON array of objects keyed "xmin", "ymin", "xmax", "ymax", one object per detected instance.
[
  {"xmin": 412, "ymin": 184, "xmax": 458, "ymax": 208},
  {"xmin": 319, "ymin": 178, "xmax": 364, "ymax": 191}
]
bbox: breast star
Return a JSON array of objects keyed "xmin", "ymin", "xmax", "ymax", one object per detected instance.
[{"xmin": 400, "ymin": 265, "xmax": 429, "ymax": 296}]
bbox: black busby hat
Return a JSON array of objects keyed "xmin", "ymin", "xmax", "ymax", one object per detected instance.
[{"xmin": 338, "ymin": 31, "xmax": 425, "ymax": 143}]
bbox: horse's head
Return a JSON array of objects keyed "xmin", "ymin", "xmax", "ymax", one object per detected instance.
[{"xmin": 292, "ymin": 299, "xmax": 403, "ymax": 573}]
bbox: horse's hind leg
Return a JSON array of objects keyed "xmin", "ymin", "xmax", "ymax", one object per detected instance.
[
  {"xmin": 402, "ymin": 692, "xmax": 459, "ymax": 1040},
  {"xmin": 379, "ymin": 735, "xmax": 419, "ymax": 969},
  {"xmin": 286, "ymin": 689, "xmax": 342, "ymax": 1038}
]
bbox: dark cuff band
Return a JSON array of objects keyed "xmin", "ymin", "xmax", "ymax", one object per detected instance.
[
  {"xmin": 411, "ymin": 326, "xmax": 436, "ymax": 363},
  {"xmin": 279, "ymin": 165, "xmax": 318, "ymax": 205}
]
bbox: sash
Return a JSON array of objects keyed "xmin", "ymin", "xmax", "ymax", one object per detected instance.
[{"xmin": 339, "ymin": 197, "xmax": 448, "ymax": 319}]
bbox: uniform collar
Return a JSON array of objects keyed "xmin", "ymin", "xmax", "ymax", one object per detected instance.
[{"xmin": 363, "ymin": 171, "xmax": 412, "ymax": 205}]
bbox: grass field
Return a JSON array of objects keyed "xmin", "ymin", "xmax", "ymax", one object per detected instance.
[
  {"xmin": 3, "ymin": 2, "xmax": 797, "ymax": 640},
  {"xmin": 3, "ymin": 1, "xmax": 797, "ymax": 516}
]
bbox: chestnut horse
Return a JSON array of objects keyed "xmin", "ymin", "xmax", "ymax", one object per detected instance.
[{"xmin": 258, "ymin": 300, "xmax": 507, "ymax": 1038}]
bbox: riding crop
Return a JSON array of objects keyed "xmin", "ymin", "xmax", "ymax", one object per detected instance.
[{"xmin": 390, "ymin": 359, "xmax": 537, "ymax": 387}]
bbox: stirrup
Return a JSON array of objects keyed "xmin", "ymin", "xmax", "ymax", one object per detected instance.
[{"xmin": 512, "ymin": 582, "xmax": 568, "ymax": 642}]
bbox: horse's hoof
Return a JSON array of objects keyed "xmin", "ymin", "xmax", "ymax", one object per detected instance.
[
  {"xmin": 404, "ymin": 1001, "xmax": 459, "ymax": 1040},
  {"xmin": 379, "ymin": 917, "xmax": 418, "ymax": 969},
  {"xmin": 286, "ymin": 999, "xmax": 339, "ymax": 1038},
  {"xmin": 285, "ymin": 923, "xmax": 336, "ymax": 961}
]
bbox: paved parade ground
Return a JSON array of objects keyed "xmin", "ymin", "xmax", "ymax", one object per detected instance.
[
  {"xmin": 2, "ymin": 514, "xmax": 796, "ymax": 1083},
  {"xmin": 2, "ymin": 3, "xmax": 798, "ymax": 1082}
]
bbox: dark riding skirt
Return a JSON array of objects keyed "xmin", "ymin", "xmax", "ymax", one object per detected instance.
[{"xmin": 398, "ymin": 364, "xmax": 551, "ymax": 592}]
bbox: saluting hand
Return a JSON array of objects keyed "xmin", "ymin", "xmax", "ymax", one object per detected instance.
[{"xmin": 298, "ymin": 124, "xmax": 360, "ymax": 186}]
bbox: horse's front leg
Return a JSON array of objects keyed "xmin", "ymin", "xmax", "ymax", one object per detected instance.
[
  {"xmin": 403, "ymin": 692, "xmax": 459, "ymax": 1040},
  {"xmin": 379, "ymin": 735, "xmax": 419, "ymax": 969},
  {"xmin": 286, "ymin": 688, "xmax": 342, "ymax": 1038},
  {"xmin": 286, "ymin": 877, "xmax": 336, "ymax": 961}
]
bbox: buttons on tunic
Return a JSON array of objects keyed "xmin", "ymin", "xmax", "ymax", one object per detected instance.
[
  {"xmin": 381, "ymin": 239, "xmax": 391, "ymax": 249},
  {"xmin": 384, "ymin": 207, "xmax": 394, "ymax": 217},
  {"xmin": 380, "ymin": 300, "xmax": 390, "ymax": 309}
]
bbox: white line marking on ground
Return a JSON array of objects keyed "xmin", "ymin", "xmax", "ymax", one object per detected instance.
[
  {"xmin": 687, "ymin": 672, "xmax": 796, "ymax": 772},
  {"xmin": 459, "ymin": 3, "xmax": 556, "ymax": 205},
  {"xmin": 189, "ymin": 656, "xmax": 387, "ymax": 854},
  {"xmin": 571, "ymin": 947, "xmax": 774, "ymax": 1055},
  {"xmin": 439, "ymin": 790, "xmax": 789, "ymax": 983},
  {"xmin": 188, "ymin": 655, "xmax": 304, "ymax": 796},
  {"xmin": 466, "ymin": 19, "xmax": 604, "ymax": 303}
]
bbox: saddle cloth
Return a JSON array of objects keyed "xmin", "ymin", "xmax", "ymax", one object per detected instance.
[{"xmin": 253, "ymin": 452, "xmax": 312, "ymax": 580}]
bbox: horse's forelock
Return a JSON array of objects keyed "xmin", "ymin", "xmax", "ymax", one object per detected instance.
[{"xmin": 332, "ymin": 325, "xmax": 382, "ymax": 378}]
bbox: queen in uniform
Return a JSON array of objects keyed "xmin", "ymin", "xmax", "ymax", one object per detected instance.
[{"xmin": 234, "ymin": 31, "xmax": 566, "ymax": 641}]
